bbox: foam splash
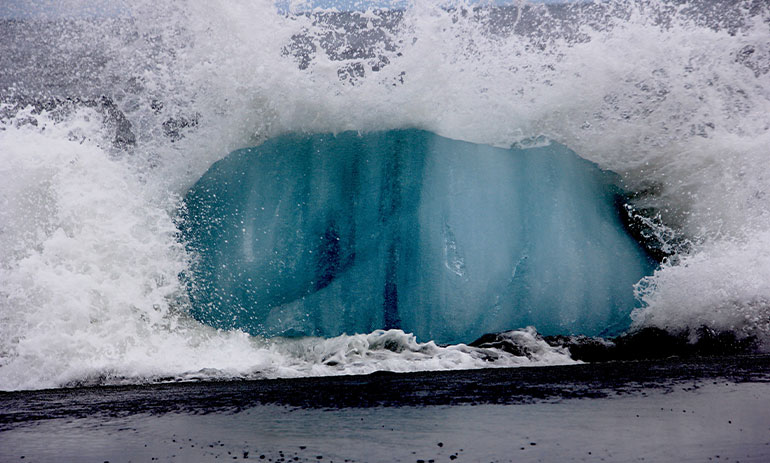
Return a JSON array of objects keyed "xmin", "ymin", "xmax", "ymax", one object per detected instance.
[{"xmin": 1, "ymin": 0, "xmax": 769, "ymax": 390}]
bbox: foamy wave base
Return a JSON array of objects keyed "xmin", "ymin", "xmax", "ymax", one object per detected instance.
[{"xmin": 1, "ymin": 0, "xmax": 770, "ymax": 390}]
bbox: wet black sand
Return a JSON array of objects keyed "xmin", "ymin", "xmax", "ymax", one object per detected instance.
[{"xmin": 2, "ymin": 355, "xmax": 770, "ymax": 462}]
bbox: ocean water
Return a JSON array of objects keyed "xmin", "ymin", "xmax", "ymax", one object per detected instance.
[
  {"xmin": 1, "ymin": 0, "xmax": 770, "ymax": 392},
  {"xmin": 182, "ymin": 130, "xmax": 654, "ymax": 344}
]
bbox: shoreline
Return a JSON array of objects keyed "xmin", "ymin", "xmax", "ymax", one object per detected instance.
[{"xmin": 2, "ymin": 354, "xmax": 769, "ymax": 462}]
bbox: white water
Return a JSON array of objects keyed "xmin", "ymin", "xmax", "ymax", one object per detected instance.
[{"xmin": 1, "ymin": 0, "xmax": 769, "ymax": 390}]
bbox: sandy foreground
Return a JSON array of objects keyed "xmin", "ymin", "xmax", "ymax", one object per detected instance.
[{"xmin": 1, "ymin": 355, "xmax": 769, "ymax": 462}]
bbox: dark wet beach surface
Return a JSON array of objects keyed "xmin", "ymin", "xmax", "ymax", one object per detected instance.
[{"xmin": 2, "ymin": 355, "xmax": 770, "ymax": 462}]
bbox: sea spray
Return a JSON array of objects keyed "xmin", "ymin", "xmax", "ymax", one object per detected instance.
[{"xmin": 1, "ymin": 0, "xmax": 769, "ymax": 390}]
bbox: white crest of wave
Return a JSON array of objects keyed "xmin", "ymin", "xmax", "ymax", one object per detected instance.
[
  {"xmin": 2, "ymin": 0, "xmax": 770, "ymax": 389},
  {"xmin": 159, "ymin": 0, "xmax": 770, "ymax": 340}
]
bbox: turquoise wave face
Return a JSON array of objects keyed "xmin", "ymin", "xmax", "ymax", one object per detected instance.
[{"xmin": 182, "ymin": 129, "xmax": 655, "ymax": 344}]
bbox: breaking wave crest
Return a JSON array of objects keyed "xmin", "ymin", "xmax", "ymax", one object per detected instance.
[{"xmin": 1, "ymin": 0, "xmax": 769, "ymax": 390}]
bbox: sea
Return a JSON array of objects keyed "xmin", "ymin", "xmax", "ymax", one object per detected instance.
[{"xmin": 1, "ymin": 0, "xmax": 769, "ymax": 461}]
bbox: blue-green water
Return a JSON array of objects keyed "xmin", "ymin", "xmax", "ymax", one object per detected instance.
[{"xmin": 182, "ymin": 130, "xmax": 654, "ymax": 343}]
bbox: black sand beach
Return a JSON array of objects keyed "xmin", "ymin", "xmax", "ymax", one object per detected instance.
[{"xmin": 2, "ymin": 355, "xmax": 769, "ymax": 462}]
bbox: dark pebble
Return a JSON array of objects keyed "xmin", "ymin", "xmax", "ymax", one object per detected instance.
[
  {"xmin": 437, "ymin": 442, "xmax": 443, "ymax": 447},
  {"xmin": 530, "ymin": 442, "xmax": 537, "ymax": 446},
  {"xmin": 450, "ymin": 456, "xmax": 457, "ymax": 461}
]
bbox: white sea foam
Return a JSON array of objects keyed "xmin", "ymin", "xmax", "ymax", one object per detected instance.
[{"xmin": 1, "ymin": 0, "xmax": 769, "ymax": 390}]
